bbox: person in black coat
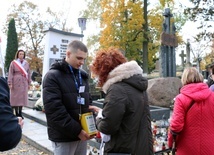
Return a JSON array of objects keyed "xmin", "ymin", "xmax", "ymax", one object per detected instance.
[
  {"xmin": 0, "ymin": 77, "xmax": 23, "ymax": 151},
  {"xmin": 42, "ymin": 40, "xmax": 93, "ymax": 155},
  {"xmin": 89, "ymin": 48, "xmax": 153, "ymax": 155}
]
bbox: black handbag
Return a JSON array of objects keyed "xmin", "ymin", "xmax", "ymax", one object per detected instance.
[{"xmin": 172, "ymin": 134, "xmax": 177, "ymax": 155}]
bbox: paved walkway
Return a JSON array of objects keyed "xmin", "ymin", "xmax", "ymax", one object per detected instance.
[
  {"xmin": 22, "ymin": 107, "xmax": 100, "ymax": 155},
  {"xmin": 22, "ymin": 108, "xmax": 53, "ymax": 155}
]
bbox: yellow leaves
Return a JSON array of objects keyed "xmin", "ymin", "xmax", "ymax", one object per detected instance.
[
  {"xmin": 159, "ymin": 0, "xmax": 175, "ymax": 7},
  {"xmin": 98, "ymin": 0, "xmax": 184, "ymax": 72},
  {"xmin": 100, "ymin": 0, "xmax": 144, "ymax": 58}
]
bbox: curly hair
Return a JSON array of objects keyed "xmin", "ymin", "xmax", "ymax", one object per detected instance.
[{"xmin": 91, "ymin": 47, "xmax": 127, "ymax": 87}]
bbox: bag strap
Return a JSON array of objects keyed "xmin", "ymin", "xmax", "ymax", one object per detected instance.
[
  {"xmin": 172, "ymin": 134, "xmax": 177, "ymax": 155},
  {"xmin": 186, "ymin": 100, "xmax": 195, "ymax": 113},
  {"xmin": 171, "ymin": 99, "xmax": 195, "ymax": 154},
  {"xmin": 170, "ymin": 130, "xmax": 178, "ymax": 154}
]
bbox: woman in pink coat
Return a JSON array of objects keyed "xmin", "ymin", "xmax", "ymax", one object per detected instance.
[
  {"xmin": 8, "ymin": 50, "xmax": 31, "ymax": 119},
  {"xmin": 168, "ymin": 67, "xmax": 214, "ymax": 155}
]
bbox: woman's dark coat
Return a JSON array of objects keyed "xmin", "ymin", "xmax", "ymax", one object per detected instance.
[{"xmin": 96, "ymin": 61, "xmax": 153, "ymax": 155}]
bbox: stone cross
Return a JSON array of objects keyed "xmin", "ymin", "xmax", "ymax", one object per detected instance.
[
  {"xmin": 159, "ymin": 8, "xmax": 177, "ymax": 77},
  {"xmin": 50, "ymin": 45, "xmax": 59, "ymax": 54},
  {"xmin": 179, "ymin": 50, "xmax": 186, "ymax": 69}
]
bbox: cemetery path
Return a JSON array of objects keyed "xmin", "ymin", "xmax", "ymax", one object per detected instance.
[{"xmin": 0, "ymin": 139, "xmax": 48, "ymax": 155}]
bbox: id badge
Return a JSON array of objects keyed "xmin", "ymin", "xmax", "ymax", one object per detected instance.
[
  {"xmin": 77, "ymin": 96, "xmax": 85, "ymax": 105},
  {"xmin": 79, "ymin": 86, "xmax": 85, "ymax": 93}
]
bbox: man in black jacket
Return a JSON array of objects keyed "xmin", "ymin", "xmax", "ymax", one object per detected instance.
[
  {"xmin": 42, "ymin": 40, "xmax": 93, "ymax": 155},
  {"xmin": 0, "ymin": 77, "xmax": 23, "ymax": 151}
]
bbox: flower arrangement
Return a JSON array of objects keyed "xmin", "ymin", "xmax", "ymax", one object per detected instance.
[{"xmin": 28, "ymin": 81, "xmax": 41, "ymax": 99}]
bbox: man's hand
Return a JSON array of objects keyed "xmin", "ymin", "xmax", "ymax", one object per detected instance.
[
  {"xmin": 78, "ymin": 130, "xmax": 92, "ymax": 141},
  {"xmin": 17, "ymin": 117, "xmax": 24, "ymax": 129}
]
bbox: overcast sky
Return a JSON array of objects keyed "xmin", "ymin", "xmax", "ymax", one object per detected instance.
[
  {"xmin": 0, "ymin": 0, "xmax": 211, "ymax": 65},
  {"xmin": 0, "ymin": 0, "xmax": 89, "ymax": 54}
]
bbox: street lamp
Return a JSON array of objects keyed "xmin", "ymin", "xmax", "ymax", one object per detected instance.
[
  {"xmin": 78, "ymin": 18, "xmax": 88, "ymax": 71},
  {"xmin": 78, "ymin": 18, "xmax": 87, "ymax": 41}
]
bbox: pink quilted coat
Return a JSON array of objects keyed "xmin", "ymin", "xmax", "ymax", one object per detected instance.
[{"xmin": 168, "ymin": 83, "xmax": 214, "ymax": 155}]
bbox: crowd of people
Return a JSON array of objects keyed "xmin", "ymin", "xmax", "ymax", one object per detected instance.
[{"xmin": 1, "ymin": 40, "xmax": 214, "ymax": 155}]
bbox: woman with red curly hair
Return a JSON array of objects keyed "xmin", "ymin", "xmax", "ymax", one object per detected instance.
[{"xmin": 90, "ymin": 48, "xmax": 153, "ymax": 155}]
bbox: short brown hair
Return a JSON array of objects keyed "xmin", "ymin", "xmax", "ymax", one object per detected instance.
[
  {"xmin": 91, "ymin": 47, "xmax": 127, "ymax": 87},
  {"xmin": 67, "ymin": 40, "xmax": 88, "ymax": 53},
  {"xmin": 181, "ymin": 67, "xmax": 203, "ymax": 86}
]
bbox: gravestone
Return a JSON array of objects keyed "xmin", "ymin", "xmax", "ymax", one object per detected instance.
[
  {"xmin": 42, "ymin": 28, "xmax": 83, "ymax": 78},
  {"xmin": 179, "ymin": 50, "xmax": 186, "ymax": 70},
  {"xmin": 186, "ymin": 39, "xmax": 191, "ymax": 67},
  {"xmin": 92, "ymin": 100, "xmax": 170, "ymax": 121},
  {"xmin": 186, "ymin": 40, "xmax": 190, "ymax": 64},
  {"xmin": 160, "ymin": 8, "xmax": 178, "ymax": 77},
  {"xmin": 155, "ymin": 60, "xmax": 159, "ymax": 71}
]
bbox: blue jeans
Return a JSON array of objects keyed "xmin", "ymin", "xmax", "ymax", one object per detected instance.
[{"xmin": 52, "ymin": 140, "xmax": 87, "ymax": 155}]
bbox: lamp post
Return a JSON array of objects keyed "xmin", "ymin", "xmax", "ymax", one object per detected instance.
[
  {"xmin": 78, "ymin": 18, "xmax": 87, "ymax": 41},
  {"xmin": 78, "ymin": 18, "xmax": 88, "ymax": 72}
]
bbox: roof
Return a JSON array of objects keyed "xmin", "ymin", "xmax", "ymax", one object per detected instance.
[{"xmin": 44, "ymin": 28, "xmax": 83, "ymax": 37}]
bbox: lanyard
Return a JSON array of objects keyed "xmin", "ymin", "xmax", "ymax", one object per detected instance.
[{"xmin": 68, "ymin": 65, "xmax": 82, "ymax": 91}]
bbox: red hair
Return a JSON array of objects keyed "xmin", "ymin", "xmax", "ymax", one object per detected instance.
[{"xmin": 91, "ymin": 47, "xmax": 127, "ymax": 87}]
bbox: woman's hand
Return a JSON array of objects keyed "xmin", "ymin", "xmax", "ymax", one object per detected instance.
[{"xmin": 89, "ymin": 105, "xmax": 101, "ymax": 113}]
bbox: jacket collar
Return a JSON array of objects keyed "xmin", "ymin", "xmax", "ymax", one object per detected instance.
[{"xmin": 102, "ymin": 61, "xmax": 143, "ymax": 93}]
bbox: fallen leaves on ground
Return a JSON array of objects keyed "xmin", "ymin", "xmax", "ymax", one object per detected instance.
[{"xmin": 0, "ymin": 139, "xmax": 49, "ymax": 155}]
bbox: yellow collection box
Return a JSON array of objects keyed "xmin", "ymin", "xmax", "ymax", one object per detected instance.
[{"xmin": 80, "ymin": 112, "xmax": 97, "ymax": 136}]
